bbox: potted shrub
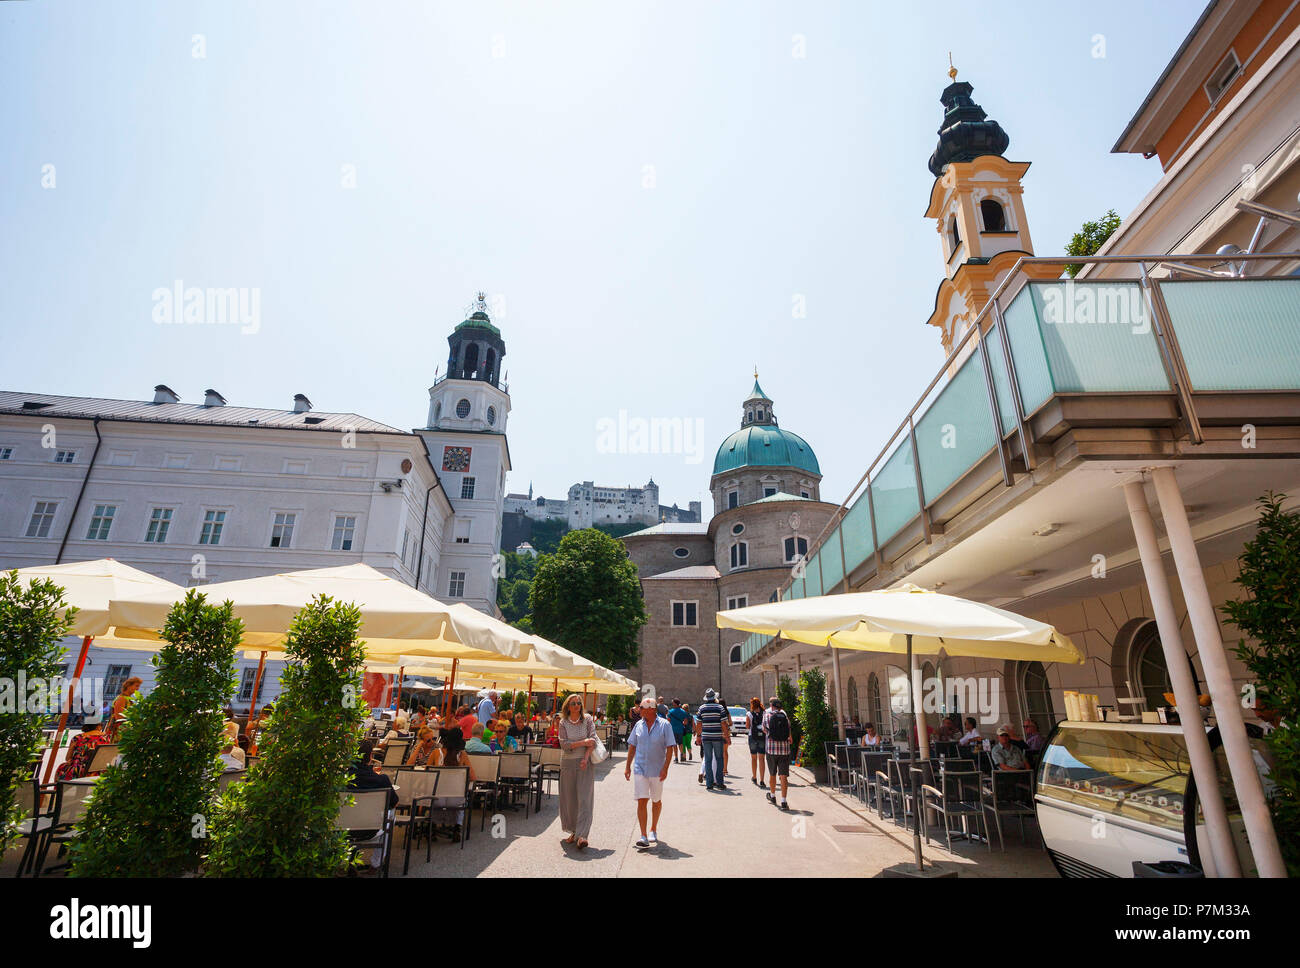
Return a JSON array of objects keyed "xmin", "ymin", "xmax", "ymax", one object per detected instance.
[
  {"xmin": 795, "ymin": 669, "xmax": 835, "ymax": 784},
  {"xmin": 777, "ymin": 674, "xmax": 803, "ymax": 765}
]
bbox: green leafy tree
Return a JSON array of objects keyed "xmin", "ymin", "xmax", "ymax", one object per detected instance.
[
  {"xmin": 1064, "ymin": 209, "xmax": 1121, "ymax": 277},
  {"xmin": 606, "ymin": 694, "xmax": 626, "ymax": 722},
  {"xmin": 777, "ymin": 675, "xmax": 802, "ymax": 762},
  {"xmin": 0, "ymin": 572, "xmax": 74, "ymax": 854},
  {"xmin": 205, "ymin": 596, "xmax": 367, "ymax": 877},
  {"xmin": 1222, "ymin": 492, "xmax": 1300, "ymax": 876},
  {"xmin": 70, "ymin": 591, "xmax": 241, "ymax": 876},
  {"xmin": 530, "ymin": 529, "xmax": 647, "ymax": 669},
  {"xmin": 512, "ymin": 691, "xmax": 528, "ymax": 716}
]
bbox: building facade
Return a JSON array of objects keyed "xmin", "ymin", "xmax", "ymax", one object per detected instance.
[
  {"xmin": 623, "ymin": 378, "xmax": 837, "ymax": 704},
  {"xmin": 742, "ymin": 16, "xmax": 1300, "ymax": 875},
  {"xmin": 504, "ymin": 479, "xmax": 701, "ymax": 530},
  {"xmin": 0, "ymin": 294, "xmax": 512, "ymax": 711}
]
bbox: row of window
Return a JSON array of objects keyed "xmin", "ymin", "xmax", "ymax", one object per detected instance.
[
  {"xmin": 0, "ymin": 447, "xmax": 374, "ymax": 477},
  {"xmin": 725, "ymin": 486, "xmax": 811, "ymax": 509},
  {"xmin": 670, "ymin": 595, "xmax": 748, "ymax": 627},
  {"xmin": 24, "ymin": 501, "xmax": 358, "ymax": 551},
  {"xmin": 671, "ymin": 646, "xmax": 743, "ymax": 666}
]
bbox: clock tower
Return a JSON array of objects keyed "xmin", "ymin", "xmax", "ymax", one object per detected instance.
[{"xmin": 418, "ymin": 293, "xmax": 512, "ymax": 615}]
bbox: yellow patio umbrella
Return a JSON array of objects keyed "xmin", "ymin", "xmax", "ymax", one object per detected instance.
[
  {"xmin": 105, "ymin": 563, "xmax": 521, "ymax": 662},
  {"xmin": 716, "ymin": 583, "xmax": 1083, "ymax": 664},
  {"xmin": 716, "ymin": 582, "xmax": 1082, "ymax": 873},
  {"xmin": 10, "ymin": 559, "xmax": 187, "ymax": 781}
]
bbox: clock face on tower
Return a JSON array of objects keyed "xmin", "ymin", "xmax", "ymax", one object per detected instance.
[{"xmin": 442, "ymin": 446, "xmax": 472, "ymax": 472}]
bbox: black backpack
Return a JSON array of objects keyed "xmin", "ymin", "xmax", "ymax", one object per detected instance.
[{"xmin": 767, "ymin": 709, "xmax": 790, "ymax": 742}]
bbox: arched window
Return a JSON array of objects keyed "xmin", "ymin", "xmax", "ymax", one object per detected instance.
[
  {"xmin": 980, "ymin": 198, "xmax": 1006, "ymax": 232},
  {"xmin": 783, "ymin": 536, "xmax": 808, "ymax": 563},
  {"xmin": 867, "ymin": 672, "xmax": 883, "ymax": 730},
  {"xmin": 921, "ymin": 661, "xmax": 938, "ymax": 730},
  {"xmin": 672, "ymin": 647, "xmax": 698, "ymax": 667},
  {"xmin": 433, "ymin": 401, "xmax": 441, "ymax": 424},
  {"xmin": 728, "ymin": 645, "xmax": 742, "ymax": 665},
  {"xmin": 1017, "ymin": 660, "xmax": 1057, "ymax": 732},
  {"xmin": 950, "ymin": 214, "xmax": 961, "ymax": 251},
  {"xmin": 886, "ymin": 664, "xmax": 909, "ymax": 742},
  {"xmin": 847, "ymin": 676, "xmax": 859, "ymax": 721},
  {"xmin": 729, "ymin": 541, "xmax": 748, "ymax": 570},
  {"xmin": 1127, "ymin": 621, "xmax": 1198, "ymax": 712}
]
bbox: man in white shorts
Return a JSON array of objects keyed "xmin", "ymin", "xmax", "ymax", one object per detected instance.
[{"xmin": 624, "ymin": 696, "xmax": 676, "ymax": 849}]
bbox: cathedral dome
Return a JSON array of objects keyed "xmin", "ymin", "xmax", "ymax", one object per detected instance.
[{"xmin": 712, "ymin": 425, "xmax": 820, "ymax": 476}]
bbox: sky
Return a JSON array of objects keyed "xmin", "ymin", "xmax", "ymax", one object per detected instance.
[{"xmin": 0, "ymin": 1, "xmax": 1207, "ymax": 514}]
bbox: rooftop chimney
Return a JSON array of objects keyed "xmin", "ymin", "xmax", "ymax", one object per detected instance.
[
  {"xmin": 153, "ymin": 385, "xmax": 180, "ymax": 404},
  {"xmin": 203, "ymin": 389, "xmax": 227, "ymax": 408},
  {"xmin": 293, "ymin": 393, "xmax": 313, "ymax": 413}
]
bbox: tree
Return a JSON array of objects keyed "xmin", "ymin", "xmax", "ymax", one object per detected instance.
[
  {"xmin": 70, "ymin": 591, "xmax": 241, "ymax": 876},
  {"xmin": 1222, "ymin": 492, "xmax": 1300, "ymax": 876},
  {"xmin": 795, "ymin": 668, "xmax": 835, "ymax": 768},
  {"xmin": 205, "ymin": 596, "xmax": 367, "ymax": 877},
  {"xmin": 530, "ymin": 529, "xmax": 647, "ymax": 669},
  {"xmin": 0, "ymin": 572, "xmax": 74, "ymax": 855},
  {"xmin": 1064, "ymin": 209, "xmax": 1121, "ymax": 277}
]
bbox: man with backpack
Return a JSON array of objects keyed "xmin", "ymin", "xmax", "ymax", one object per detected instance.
[{"xmin": 762, "ymin": 696, "xmax": 793, "ymax": 810}]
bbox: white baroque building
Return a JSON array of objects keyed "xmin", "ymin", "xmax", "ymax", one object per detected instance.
[{"xmin": 0, "ymin": 295, "xmax": 512, "ymax": 710}]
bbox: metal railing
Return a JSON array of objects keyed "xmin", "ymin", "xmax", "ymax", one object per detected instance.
[{"xmin": 741, "ymin": 249, "xmax": 1300, "ymax": 666}]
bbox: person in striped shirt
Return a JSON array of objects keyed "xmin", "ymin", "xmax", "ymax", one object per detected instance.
[{"xmin": 693, "ymin": 688, "xmax": 730, "ymax": 790}]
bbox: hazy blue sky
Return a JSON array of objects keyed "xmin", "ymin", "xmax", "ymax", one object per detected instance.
[{"xmin": 0, "ymin": 1, "xmax": 1204, "ymax": 513}]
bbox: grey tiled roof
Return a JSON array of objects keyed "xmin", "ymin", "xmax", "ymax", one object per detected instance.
[
  {"xmin": 0, "ymin": 391, "xmax": 406, "ymax": 435},
  {"xmin": 622, "ymin": 522, "xmax": 710, "ymax": 538},
  {"xmin": 642, "ymin": 565, "xmax": 721, "ymax": 580}
]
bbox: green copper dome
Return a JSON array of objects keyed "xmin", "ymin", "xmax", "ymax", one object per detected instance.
[{"xmin": 712, "ymin": 425, "xmax": 820, "ymax": 476}]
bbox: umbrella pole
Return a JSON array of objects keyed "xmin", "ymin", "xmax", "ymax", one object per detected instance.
[
  {"xmin": 830, "ymin": 645, "xmax": 846, "ymax": 741},
  {"xmin": 554, "ymin": 678, "xmax": 558, "ymax": 716},
  {"xmin": 245, "ymin": 650, "xmax": 268, "ymax": 747},
  {"xmin": 444, "ymin": 658, "xmax": 458, "ymax": 719},
  {"xmin": 43, "ymin": 635, "xmax": 93, "ymax": 785},
  {"xmin": 395, "ymin": 666, "xmax": 404, "ymax": 716},
  {"xmin": 907, "ymin": 634, "xmax": 923, "ymax": 872},
  {"xmin": 527, "ymin": 675, "xmax": 533, "ymax": 721}
]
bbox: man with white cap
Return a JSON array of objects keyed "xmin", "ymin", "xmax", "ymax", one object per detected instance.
[{"xmin": 624, "ymin": 696, "xmax": 676, "ymax": 849}]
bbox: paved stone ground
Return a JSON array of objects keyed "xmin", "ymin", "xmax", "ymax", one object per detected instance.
[
  {"xmin": 2, "ymin": 737, "xmax": 1057, "ymax": 877},
  {"xmin": 391, "ymin": 737, "xmax": 1058, "ymax": 878}
]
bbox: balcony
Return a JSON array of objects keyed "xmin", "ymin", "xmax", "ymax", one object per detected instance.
[
  {"xmin": 739, "ymin": 252, "xmax": 1300, "ymax": 666},
  {"xmin": 432, "ymin": 370, "xmax": 508, "ymax": 394}
]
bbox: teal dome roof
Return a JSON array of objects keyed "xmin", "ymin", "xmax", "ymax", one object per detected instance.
[{"xmin": 713, "ymin": 425, "xmax": 820, "ymax": 476}]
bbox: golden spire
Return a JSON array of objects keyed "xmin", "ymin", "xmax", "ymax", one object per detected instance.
[
  {"xmin": 754, "ymin": 365, "xmax": 759, "ymax": 379},
  {"xmin": 948, "ymin": 52, "xmax": 958, "ymax": 82}
]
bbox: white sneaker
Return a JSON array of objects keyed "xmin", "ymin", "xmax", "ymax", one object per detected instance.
[{"xmin": 648, "ymin": 831, "xmax": 658, "ymax": 848}]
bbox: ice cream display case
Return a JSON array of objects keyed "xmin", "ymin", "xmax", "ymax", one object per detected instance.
[{"xmin": 1035, "ymin": 721, "xmax": 1273, "ymax": 878}]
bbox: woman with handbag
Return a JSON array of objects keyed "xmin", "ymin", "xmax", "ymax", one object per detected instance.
[{"xmin": 558, "ymin": 693, "xmax": 600, "ymax": 850}]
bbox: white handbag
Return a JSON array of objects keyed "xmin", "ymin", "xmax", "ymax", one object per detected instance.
[{"xmin": 590, "ymin": 735, "xmax": 609, "ymax": 764}]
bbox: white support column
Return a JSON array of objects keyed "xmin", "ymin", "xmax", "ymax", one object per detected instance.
[
  {"xmin": 911, "ymin": 650, "xmax": 929, "ymax": 760},
  {"xmin": 1151, "ymin": 466, "xmax": 1286, "ymax": 878},
  {"xmin": 830, "ymin": 646, "xmax": 846, "ymax": 741},
  {"xmin": 1124, "ymin": 480, "xmax": 1239, "ymax": 877}
]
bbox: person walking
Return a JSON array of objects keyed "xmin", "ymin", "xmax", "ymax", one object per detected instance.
[
  {"xmin": 624, "ymin": 697, "xmax": 675, "ymax": 849},
  {"xmin": 746, "ymin": 697, "xmax": 767, "ymax": 787},
  {"xmin": 667, "ymin": 699, "xmax": 689, "ymax": 763},
  {"xmin": 558, "ymin": 693, "xmax": 597, "ymax": 850},
  {"xmin": 679, "ymin": 703, "xmax": 694, "ymax": 761},
  {"xmin": 477, "ymin": 690, "xmax": 499, "ymax": 726},
  {"xmin": 695, "ymin": 688, "xmax": 730, "ymax": 791},
  {"xmin": 763, "ymin": 696, "xmax": 793, "ymax": 811}
]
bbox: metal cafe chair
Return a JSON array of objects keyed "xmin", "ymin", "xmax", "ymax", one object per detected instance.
[
  {"xmin": 382, "ymin": 740, "xmax": 412, "ymax": 767},
  {"xmin": 922, "ymin": 768, "xmax": 990, "ymax": 853},
  {"xmin": 34, "ymin": 779, "xmax": 98, "ymax": 877},
  {"xmin": 982, "ymin": 769, "xmax": 1040, "ymax": 851},
  {"xmin": 12, "ymin": 773, "xmax": 54, "ymax": 877},
  {"xmin": 496, "ymin": 752, "xmax": 534, "ymax": 817},
  {"xmin": 860, "ymin": 751, "xmax": 892, "ymax": 813},
  {"xmin": 393, "ymin": 768, "xmax": 440, "ymax": 874},
  {"xmin": 337, "ymin": 788, "xmax": 394, "ymax": 877},
  {"xmin": 831, "ymin": 744, "xmax": 855, "ymax": 793},
  {"xmin": 86, "ymin": 743, "xmax": 119, "ymax": 775},
  {"xmin": 843, "ymin": 746, "xmax": 870, "ymax": 804},
  {"xmin": 466, "ymin": 753, "xmax": 500, "ymax": 830},
  {"xmin": 426, "ymin": 766, "xmax": 470, "ymax": 849}
]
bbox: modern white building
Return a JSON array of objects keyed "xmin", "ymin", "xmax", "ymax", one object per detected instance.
[{"xmin": 0, "ymin": 294, "xmax": 513, "ymax": 712}]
